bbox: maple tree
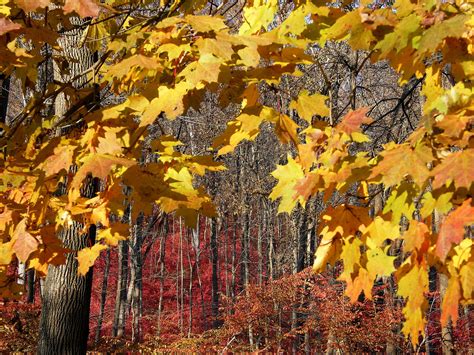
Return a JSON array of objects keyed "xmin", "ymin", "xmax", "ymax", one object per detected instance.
[{"xmin": 0, "ymin": 0, "xmax": 472, "ymax": 351}]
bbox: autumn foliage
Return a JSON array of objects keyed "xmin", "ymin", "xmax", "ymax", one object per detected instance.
[{"xmin": 0, "ymin": 0, "xmax": 473, "ymax": 351}]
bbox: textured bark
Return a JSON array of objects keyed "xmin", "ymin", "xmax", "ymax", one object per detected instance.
[
  {"xmin": 130, "ymin": 215, "xmax": 144, "ymax": 343},
  {"xmin": 257, "ymin": 203, "xmax": 265, "ymax": 285},
  {"xmin": 241, "ymin": 212, "xmax": 250, "ymax": 290},
  {"xmin": 37, "ymin": 12, "xmax": 96, "ymax": 354},
  {"xmin": 113, "ymin": 239, "xmax": 129, "ymax": 337},
  {"xmin": 38, "ymin": 224, "xmax": 96, "ymax": 355}
]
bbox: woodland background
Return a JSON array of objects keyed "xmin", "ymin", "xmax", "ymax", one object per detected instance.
[{"xmin": 0, "ymin": 0, "xmax": 473, "ymax": 353}]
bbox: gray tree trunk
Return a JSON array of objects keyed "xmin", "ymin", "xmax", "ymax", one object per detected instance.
[
  {"xmin": 113, "ymin": 239, "xmax": 129, "ymax": 337},
  {"xmin": 130, "ymin": 215, "xmax": 144, "ymax": 343},
  {"xmin": 38, "ymin": 222, "xmax": 97, "ymax": 354},
  {"xmin": 38, "ymin": 13, "xmax": 97, "ymax": 354}
]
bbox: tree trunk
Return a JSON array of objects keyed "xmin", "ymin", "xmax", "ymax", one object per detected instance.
[
  {"xmin": 297, "ymin": 209, "xmax": 308, "ymax": 272},
  {"xmin": 130, "ymin": 215, "xmax": 144, "ymax": 343},
  {"xmin": 187, "ymin": 229, "xmax": 194, "ymax": 337},
  {"xmin": 241, "ymin": 211, "xmax": 254, "ymax": 347},
  {"xmin": 223, "ymin": 217, "xmax": 230, "ymax": 313},
  {"xmin": 38, "ymin": 223, "xmax": 97, "ymax": 354},
  {"xmin": 231, "ymin": 215, "xmax": 237, "ymax": 305},
  {"xmin": 38, "ymin": 12, "xmax": 97, "ymax": 354},
  {"xmin": 179, "ymin": 217, "xmax": 184, "ymax": 333},
  {"xmin": 26, "ymin": 268, "xmax": 35, "ymax": 303},
  {"xmin": 0, "ymin": 74, "xmax": 10, "ymax": 123},
  {"xmin": 257, "ymin": 202, "xmax": 265, "ymax": 285},
  {"xmin": 95, "ymin": 249, "xmax": 111, "ymax": 345},
  {"xmin": 241, "ymin": 212, "xmax": 250, "ymax": 290},
  {"xmin": 113, "ymin": 239, "xmax": 129, "ymax": 337},
  {"xmin": 268, "ymin": 215, "xmax": 275, "ymax": 280},
  {"xmin": 156, "ymin": 218, "xmax": 168, "ymax": 336},
  {"xmin": 210, "ymin": 218, "xmax": 220, "ymax": 328}
]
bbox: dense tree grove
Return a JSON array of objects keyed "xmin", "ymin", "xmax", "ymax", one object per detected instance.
[{"xmin": 0, "ymin": 0, "xmax": 473, "ymax": 353}]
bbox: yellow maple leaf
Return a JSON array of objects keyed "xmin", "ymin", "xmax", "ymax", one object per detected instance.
[
  {"xmin": 178, "ymin": 54, "xmax": 223, "ymax": 86},
  {"xmin": 0, "ymin": 241, "xmax": 14, "ymax": 265},
  {"xmin": 97, "ymin": 225, "xmax": 128, "ymax": 247},
  {"xmin": 275, "ymin": 114, "xmax": 299, "ymax": 146},
  {"xmin": 76, "ymin": 244, "xmax": 107, "ymax": 276},
  {"xmin": 70, "ymin": 154, "xmax": 135, "ymax": 194},
  {"xmin": 96, "ymin": 127, "xmax": 125, "ymax": 156},
  {"xmin": 185, "ymin": 15, "xmax": 226, "ymax": 33},
  {"xmin": 339, "ymin": 237, "xmax": 362, "ymax": 278},
  {"xmin": 290, "ymin": 90, "xmax": 329, "ymax": 123},
  {"xmin": 0, "ymin": 0, "xmax": 10, "ymax": 15},
  {"xmin": 452, "ymin": 238, "xmax": 473, "ymax": 269},
  {"xmin": 420, "ymin": 191, "xmax": 453, "ymax": 219},
  {"xmin": 269, "ymin": 156, "xmax": 305, "ymax": 213},
  {"xmin": 239, "ymin": 0, "xmax": 278, "ymax": 35},
  {"xmin": 366, "ymin": 247, "xmax": 396, "ymax": 280},
  {"xmin": 213, "ymin": 106, "xmax": 278, "ymax": 155},
  {"xmin": 195, "ymin": 37, "xmax": 233, "ymax": 61},
  {"xmin": 313, "ymin": 230, "xmax": 342, "ymax": 272},
  {"xmin": 417, "ymin": 14, "xmax": 469, "ymax": 55},
  {"xmin": 397, "ymin": 260, "xmax": 428, "ymax": 344},
  {"xmin": 141, "ymin": 82, "xmax": 192, "ymax": 124},
  {"xmin": 320, "ymin": 205, "xmax": 372, "ymax": 239},
  {"xmin": 237, "ymin": 46, "xmax": 260, "ymax": 67},
  {"xmin": 460, "ymin": 262, "xmax": 474, "ymax": 300},
  {"xmin": 362, "ymin": 216, "xmax": 400, "ymax": 249}
]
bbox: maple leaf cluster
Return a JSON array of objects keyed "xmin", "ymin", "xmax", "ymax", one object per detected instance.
[{"xmin": 0, "ymin": 0, "xmax": 472, "ymax": 347}]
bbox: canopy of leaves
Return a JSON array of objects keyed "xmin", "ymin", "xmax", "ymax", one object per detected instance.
[{"xmin": 0, "ymin": 0, "xmax": 472, "ymax": 348}]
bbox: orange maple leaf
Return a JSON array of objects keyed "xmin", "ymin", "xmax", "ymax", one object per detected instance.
[
  {"xmin": 432, "ymin": 149, "xmax": 474, "ymax": 190},
  {"xmin": 336, "ymin": 107, "xmax": 371, "ymax": 134},
  {"xmin": 63, "ymin": 0, "xmax": 100, "ymax": 18},
  {"xmin": 440, "ymin": 276, "xmax": 462, "ymax": 327},
  {"xmin": 369, "ymin": 142, "xmax": 433, "ymax": 187},
  {"xmin": 0, "ymin": 18, "xmax": 21, "ymax": 36},
  {"xmin": 436, "ymin": 198, "xmax": 474, "ymax": 261}
]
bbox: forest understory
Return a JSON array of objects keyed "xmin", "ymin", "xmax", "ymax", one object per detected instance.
[{"xmin": 1, "ymin": 214, "xmax": 473, "ymax": 353}]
